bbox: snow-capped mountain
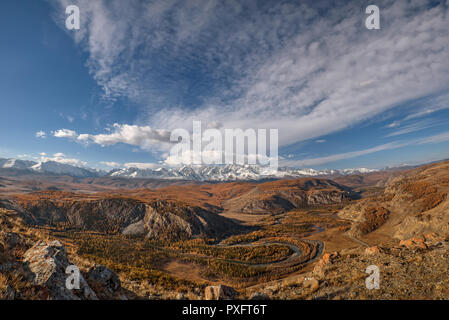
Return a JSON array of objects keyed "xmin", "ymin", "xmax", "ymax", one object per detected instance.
[
  {"xmin": 0, "ymin": 158, "xmax": 101, "ymax": 177},
  {"xmin": 338, "ymin": 168, "xmax": 378, "ymax": 175},
  {"xmin": 0, "ymin": 158, "xmax": 37, "ymax": 170},
  {"xmin": 30, "ymin": 161, "xmax": 100, "ymax": 178},
  {"xmin": 109, "ymin": 164, "xmax": 378, "ymax": 181},
  {"xmin": 0, "ymin": 157, "xmax": 379, "ymax": 180}
]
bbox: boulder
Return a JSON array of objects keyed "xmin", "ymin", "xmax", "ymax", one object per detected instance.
[
  {"xmin": 424, "ymin": 232, "xmax": 444, "ymax": 246},
  {"xmin": 205, "ymin": 285, "xmax": 238, "ymax": 300},
  {"xmin": 86, "ymin": 265, "xmax": 121, "ymax": 298},
  {"xmin": 0, "ymin": 231, "xmax": 21, "ymax": 250},
  {"xmin": 318, "ymin": 251, "xmax": 339, "ymax": 266},
  {"xmin": 0, "ymin": 285, "xmax": 16, "ymax": 300},
  {"xmin": 312, "ymin": 264, "xmax": 325, "ymax": 278},
  {"xmin": 365, "ymin": 246, "xmax": 382, "ymax": 255},
  {"xmin": 23, "ymin": 240, "xmax": 97, "ymax": 300},
  {"xmin": 303, "ymin": 277, "xmax": 320, "ymax": 292},
  {"xmin": 250, "ymin": 292, "xmax": 270, "ymax": 300},
  {"xmin": 399, "ymin": 237, "xmax": 428, "ymax": 250}
]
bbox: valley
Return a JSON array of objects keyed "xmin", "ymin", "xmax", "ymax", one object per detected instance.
[{"xmin": 0, "ymin": 161, "xmax": 448, "ymax": 300}]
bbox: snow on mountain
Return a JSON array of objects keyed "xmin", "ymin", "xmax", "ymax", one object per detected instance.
[
  {"xmin": 0, "ymin": 157, "xmax": 379, "ymax": 180},
  {"xmin": 0, "ymin": 158, "xmax": 37, "ymax": 170},
  {"xmin": 109, "ymin": 164, "xmax": 379, "ymax": 181},
  {"xmin": 30, "ymin": 161, "xmax": 99, "ymax": 178},
  {"xmin": 338, "ymin": 168, "xmax": 377, "ymax": 175}
]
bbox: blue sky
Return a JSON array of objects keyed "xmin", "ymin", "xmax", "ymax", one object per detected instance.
[{"xmin": 1, "ymin": 0, "xmax": 449, "ymax": 170}]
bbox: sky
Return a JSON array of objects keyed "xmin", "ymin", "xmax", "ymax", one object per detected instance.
[{"xmin": 1, "ymin": 0, "xmax": 449, "ymax": 170}]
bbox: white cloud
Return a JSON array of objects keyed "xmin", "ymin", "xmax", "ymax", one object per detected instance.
[
  {"xmin": 53, "ymin": 129, "xmax": 78, "ymax": 139},
  {"xmin": 163, "ymin": 149, "xmax": 276, "ymax": 167},
  {"xmin": 284, "ymin": 130, "xmax": 449, "ymax": 167},
  {"xmin": 100, "ymin": 161, "xmax": 122, "ymax": 168},
  {"xmin": 88, "ymin": 124, "xmax": 171, "ymax": 150},
  {"xmin": 53, "ymin": 123, "xmax": 173, "ymax": 152},
  {"xmin": 403, "ymin": 92, "xmax": 449, "ymax": 121},
  {"xmin": 50, "ymin": 0, "xmax": 449, "ymax": 155},
  {"xmin": 77, "ymin": 134, "xmax": 90, "ymax": 142},
  {"xmin": 124, "ymin": 162, "xmax": 161, "ymax": 169},
  {"xmin": 39, "ymin": 152, "xmax": 88, "ymax": 167},
  {"xmin": 53, "ymin": 152, "xmax": 65, "ymax": 158},
  {"xmin": 385, "ymin": 119, "xmax": 444, "ymax": 137},
  {"xmin": 35, "ymin": 131, "xmax": 46, "ymax": 139},
  {"xmin": 386, "ymin": 121, "xmax": 400, "ymax": 128},
  {"xmin": 284, "ymin": 142, "xmax": 404, "ymax": 167}
]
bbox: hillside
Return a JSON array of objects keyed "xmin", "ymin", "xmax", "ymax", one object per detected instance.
[
  {"xmin": 1, "ymin": 162, "xmax": 448, "ymax": 300},
  {"xmin": 9, "ymin": 193, "xmax": 246, "ymax": 241},
  {"xmin": 338, "ymin": 160, "xmax": 449, "ymax": 240},
  {"xmin": 224, "ymin": 178, "xmax": 357, "ymax": 214}
]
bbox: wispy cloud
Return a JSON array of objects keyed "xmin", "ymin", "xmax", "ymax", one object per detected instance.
[
  {"xmin": 385, "ymin": 119, "xmax": 446, "ymax": 137},
  {"xmin": 50, "ymin": 0, "xmax": 449, "ymax": 154},
  {"xmin": 283, "ymin": 142, "xmax": 405, "ymax": 167},
  {"xmin": 283, "ymin": 130, "xmax": 449, "ymax": 167},
  {"xmin": 35, "ymin": 131, "xmax": 46, "ymax": 139}
]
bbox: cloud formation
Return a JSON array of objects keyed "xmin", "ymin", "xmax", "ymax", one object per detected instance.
[
  {"xmin": 284, "ymin": 129, "xmax": 449, "ymax": 167},
  {"xmin": 40, "ymin": 152, "xmax": 88, "ymax": 167},
  {"xmin": 50, "ymin": 0, "xmax": 449, "ymax": 163},
  {"xmin": 35, "ymin": 131, "xmax": 46, "ymax": 139},
  {"xmin": 53, "ymin": 129, "xmax": 78, "ymax": 139}
]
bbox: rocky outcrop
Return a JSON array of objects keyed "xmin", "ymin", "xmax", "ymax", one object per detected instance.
[
  {"xmin": 365, "ymin": 246, "xmax": 382, "ymax": 255},
  {"xmin": 85, "ymin": 265, "xmax": 122, "ymax": 299},
  {"xmin": 250, "ymin": 292, "xmax": 270, "ymax": 300},
  {"xmin": 15, "ymin": 196, "xmax": 245, "ymax": 241},
  {"xmin": 303, "ymin": 277, "xmax": 320, "ymax": 292},
  {"xmin": 17, "ymin": 198, "xmax": 147, "ymax": 233},
  {"xmin": 123, "ymin": 201, "xmax": 244, "ymax": 240},
  {"xmin": 21, "ymin": 240, "xmax": 128, "ymax": 300},
  {"xmin": 205, "ymin": 285, "xmax": 238, "ymax": 300},
  {"xmin": 23, "ymin": 240, "xmax": 98, "ymax": 300},
  {"xmin": 225, "ymin": 178, "xmax": 357, "ymax": 214},
  {"xmin": 338, "ymin": 160, "xmax": 449, "ymax": 240},
  {"xmin": 0, "ymin": 231, "xmax": 22, "ymax": 251}
]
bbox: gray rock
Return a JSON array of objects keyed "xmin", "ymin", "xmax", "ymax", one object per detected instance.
[
  {"xmin": 0, "ymin": 231, "xmax": 21, "ymax": 250},
  {"xmin": 205, "ymin": 285, "xmax": 238, "ymax": 300},
  {"xmin": 23, "ymin": 240, "xmax": 97, "ymax": 300},
  {"xmin": 86, "ymin": 265, "xmax": 121, "ymax": 296},
  {"xmin": 250, "ymin": 292, "xmax": 270, "ymax": 300}
]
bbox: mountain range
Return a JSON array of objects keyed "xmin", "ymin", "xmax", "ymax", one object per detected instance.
[{"xmin": 0, "ymin": 157, "xmax": 378, "ymax": 181}]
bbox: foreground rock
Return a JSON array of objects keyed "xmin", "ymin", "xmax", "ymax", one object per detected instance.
[
  {"xmin": 250, "ymin": 292, "xmax": 270, "ymax": 300},
  {"xmin": 0, "ymin": 231, "xmax": 22, "ymax": 250},
  {"xmin": 23, "ymin": 240, "xmax": 98, "ymax": 300},
  {"xmin": 365, "ymin": 246, "xmax": 382, "ymax": 255},
  {"xmin": 399, "ymin": 237, "xmax": 428, "ymax": 250},
  {"xmin": 258, "ymin": 239, "xmax": 449, "ymax": 300},
  {"xmin": 86, "ymin": 265, "xmax": 122, "ymax": 299},
  {"xmin": 205, "ymin": 285, "xmax": 238, "ymax": 300}
]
